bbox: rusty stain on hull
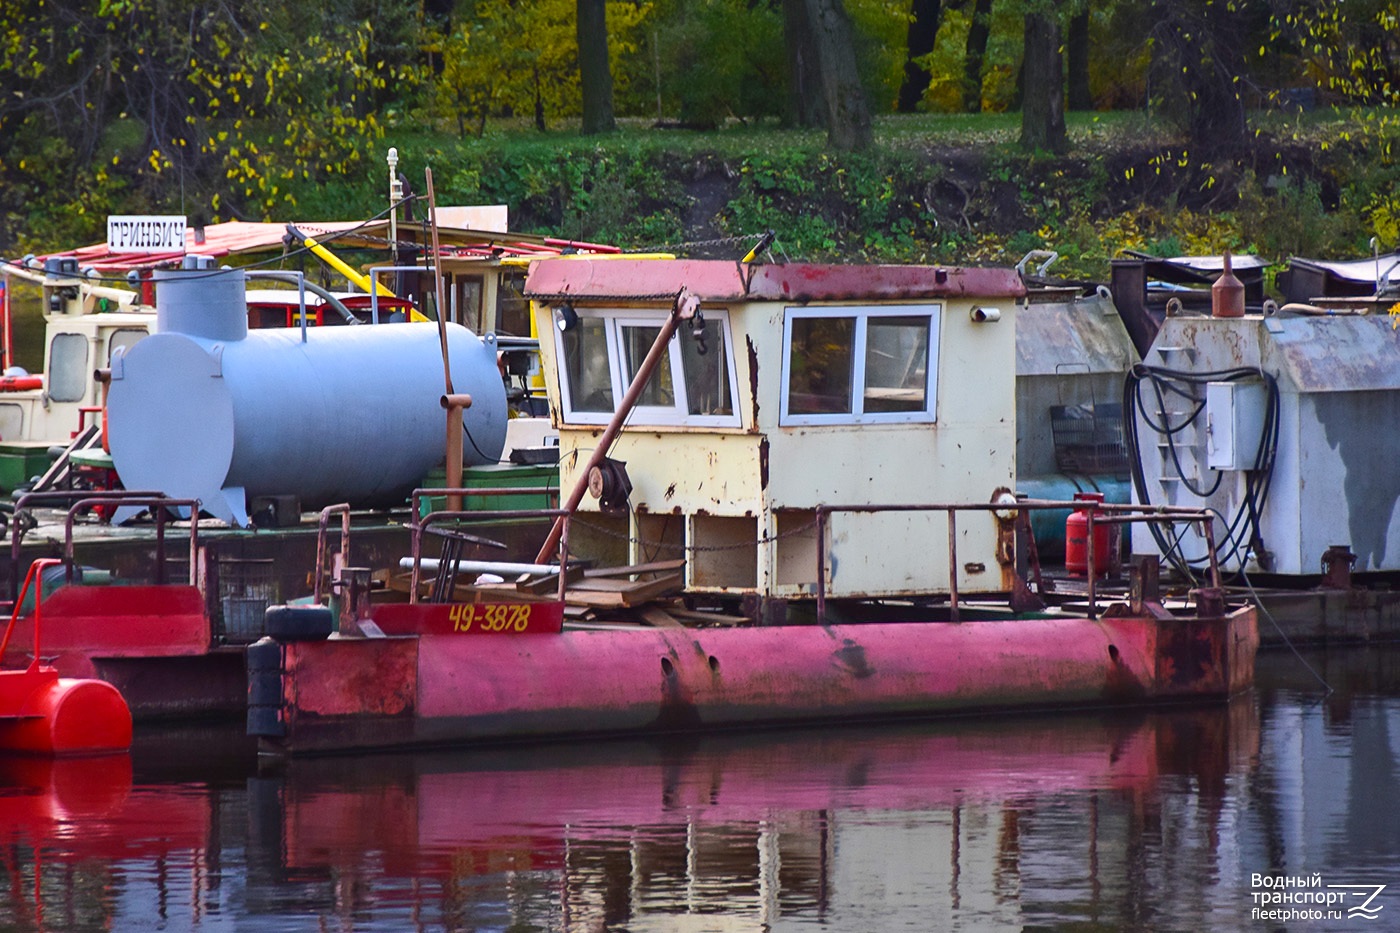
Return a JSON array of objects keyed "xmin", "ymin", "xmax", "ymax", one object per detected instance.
[{"xmin": 833, "ymin": 640, "xmax": 874, "ymax": 679}]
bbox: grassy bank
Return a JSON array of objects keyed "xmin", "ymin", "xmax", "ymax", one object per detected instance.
[{"xmin": 19, "ymin": 109, "xmax": 1400, "ymax": 281}]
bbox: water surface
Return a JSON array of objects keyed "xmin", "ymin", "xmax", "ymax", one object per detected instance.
[{"xmin": 2, "ymin": 647, "xmax": 1397, "ymax": 931}]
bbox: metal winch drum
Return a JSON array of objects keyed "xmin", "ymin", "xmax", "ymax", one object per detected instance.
[{"xmin": 106, "ymin": 266, "xmax": 507, "ymax": 525}]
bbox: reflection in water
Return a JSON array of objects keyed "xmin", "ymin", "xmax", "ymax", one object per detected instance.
[{"xmin": 2, "ymin": 648, "xmax": 1399, "ymax": 931}]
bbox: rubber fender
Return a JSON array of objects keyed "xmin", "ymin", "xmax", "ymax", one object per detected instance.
[
  {"xmin": 264, "ymin": 605, "xmax": 334, "ymax": 641},
  {"xmin": 247, "ymin": 704, "xmax": 285, "ymax": 738},
  {"xmin": 247, "ymin": 666, "xmax": 282, "ymax": 707},
  {"xmin": 246, "ymin": 637, "xmax": 283, "ymax": 672}
]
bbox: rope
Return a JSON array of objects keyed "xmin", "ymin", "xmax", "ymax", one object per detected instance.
[{"xmin": 1239, "ymin": 564, "xmax": 1333, "ymax": 695}]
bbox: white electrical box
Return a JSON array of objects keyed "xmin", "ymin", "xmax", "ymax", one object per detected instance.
[{"xmin": 1206, "ymin": 381, "xmax": 1268, "ymax": 471}]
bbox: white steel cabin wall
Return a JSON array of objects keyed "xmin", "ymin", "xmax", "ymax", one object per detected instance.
[{"xmin": 534, "ymin": 288, "xmax": 1018, "ymax": 600}]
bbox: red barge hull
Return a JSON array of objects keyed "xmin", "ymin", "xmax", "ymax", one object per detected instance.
[{"xmin": 252, "ymin": 601, "xmax": 1257, "ymax": 755}]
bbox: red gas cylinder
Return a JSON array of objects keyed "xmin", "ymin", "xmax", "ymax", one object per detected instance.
[{"xmin": 1065, "ymin": 491, "xmax": 1110, "ymax": 577}]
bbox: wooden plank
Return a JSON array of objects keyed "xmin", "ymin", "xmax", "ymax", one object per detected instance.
[
  {"xmin": 640, "ymin": 606, "xmax": 684, "ymax": 629},
  {"xmin": 516, "ymin": 564, "xmax": 586, "ymax": 596},
  {"xmin": 563, "ymin": 590, "xmax": 629, "ymax": 610},
  {"xmin": 458, "ymin": 582, "xmax": 559, "ymax": 604},
  {"xmin": 566, "ymin": 574, "xmax": 684, "ymax": 598},
  {"xmin": 569, "ymin": 577, "xmax": 637, "ymax": 593},
  {"xmin": 617, "ymin": 572, "xmax": 684, "ymax": 607},
  {"xmin": 583, "ymin": 559, "xmax": 686, "ymax": 579},
  {"xmin": 657, "ymin": 603, "xmax": 750, "ymax": 625},
  {"xmin": 379, "ymin": 571, "xmax": 415, "ymax": 595}
]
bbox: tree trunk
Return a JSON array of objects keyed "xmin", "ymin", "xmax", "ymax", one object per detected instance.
[
  {"xmin": 896, "ymin": 0, "xmax": 943, "ymax": 113},
  {"xmin": 578, "ymin": 0, "xmax": 616, "ymax": 135},
  {"xmin": 796, "ymin": 0, "xmax": 873, "ymax": 151},
  {"xmin": 534, "ymin": 65, "xmax": 547, "ymax": 132},
  {"xmin": 1066, "ymin": 8, "xmax": 1092, "ymax": 110},
  {"xmin": 961, "ymin": 0, "xmax": 993, "ymax": 113},
  {"xmin": 782, "ymin": 0, "xmax": 825, "ymax": 128},
  {"xmin": 1148, "ymin": 0, "xmax": 1248, "ymax": 154},
  {"xmin": 1019, "ymin": 7, "xmax": 1066, "ymax": 153}
]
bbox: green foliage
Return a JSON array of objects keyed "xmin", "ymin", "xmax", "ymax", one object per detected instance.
[
  {"xmin": 1235, "ymin": 173, "xmax": 1349, "ymax": 259},
  {"xmin": 0, "ymin": 0, "xmax": 428, "ymax": 249},
  {"xmin": 916, "ymin": 0, "xmax": 1024, "ymax": 113},
  {"xmin": 433, "ymin": 0, "xmax": 652, "ymax": 136},
  {"xmin": 4, "ymin": 0, "xmax": 1398, "ymax": 274},
  {"xmin": 190, "ymin": 1, "xmax": 426, "ymax": 217},
  {"xmin": 845, "ymin": 0, "xmax": 912, "ymax": 111},
  {"xmin": 648, "ymin": 0, "xmax": 785, "ymax": 128}
]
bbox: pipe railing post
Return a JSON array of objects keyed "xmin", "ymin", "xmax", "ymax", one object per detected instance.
[
  {"xmin": 314, "ymin": 504, "xmax": 353, "ymax": 604},
  {"xmin": 1086, "ymin": 507, "xmax": 1097, "ymax": 619},
  {"xmin": 441, "ymin": 393, "xmax": 473, "ymax": 513},
  {"xmin": 947, "ymin": 511, "xmax": 960, "ymax": 622},
  {"xmin": 815, "ymin": 508, "xmax": 828, "ymax": 627},
  {"xmin": 368, "ymin": 265, "xmax": 431, "ymax": 324}
]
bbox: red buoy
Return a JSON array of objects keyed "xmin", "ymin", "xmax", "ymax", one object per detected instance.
[
  {"xmin": 0, "ymin": 558, "xmax": 133, "ymax": 755},
  {"xmin": 0, "ymin": 374, "xmax": 43, "ymax": 392},
  {"xmin": 0, "ymin": 667, "xmax": 132, "ymax": 754},
  {"xmin": 1065, "ymin": 491, "xmax": 1110, "ymax": 577}
]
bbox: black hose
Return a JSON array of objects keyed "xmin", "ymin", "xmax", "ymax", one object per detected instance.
[
  {"xmin": 244, "ymin": 271, "xmax": 361, "ymax": 325},
  {"xmin": 1124, "ymin": 363, "xmax": 1280, "ymax": 579}
]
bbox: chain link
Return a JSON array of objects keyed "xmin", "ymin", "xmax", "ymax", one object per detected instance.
[
  {"xmin": 638, "ymin": 233, "xmax": 754, "ymax": 254},
  {"xmin": 529, "ymin": 290, "xmax": 684, "ymax": 303},
  {"xmin": 639, "ymin": 232, "xmax": 793, "ymax": 259}
]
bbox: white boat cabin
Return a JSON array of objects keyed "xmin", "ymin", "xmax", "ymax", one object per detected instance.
[
  {"xmin": 0, "ymin": 259, "xmax": 153, "ymax": 458},
  {"xmin": 526, "ymin": 259, "xmax": 1026, "ymax": 609}
]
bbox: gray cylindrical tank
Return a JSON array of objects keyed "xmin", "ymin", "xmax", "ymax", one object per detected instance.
[{"xmin": 107, "ymin": 267, "xmax": 507, "ymax": 525}]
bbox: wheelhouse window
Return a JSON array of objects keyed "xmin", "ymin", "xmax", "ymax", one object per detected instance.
[
  {"xmin": 561, "ymin": 317, "xmax": 614, "ymax": 413},
  {"xmin": 107, "ymin": 327, "xmax": 147, "ymax": 365},
  {"xmin": 48, "ymin": 332, "xmax": 89, "ymax": 403},
  {"xmin": 555, "ymin": 308, "xmax": 740, "ymax": 427},
  {"xmin": 780, "ymin": 306, "xmax": 940, "ymax": 425}
]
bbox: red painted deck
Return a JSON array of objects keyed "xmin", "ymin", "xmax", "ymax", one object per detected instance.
[
  {"xmin": 1, "ymin": 565, "xmax": 134, "ymax": 753},
  {"xmin": 1, "ymin": 584, "xmax": 243, "ymax": 721},
  {"xmin": 1, "ymin": 585, "xmax": 211, "ymax": 680}
]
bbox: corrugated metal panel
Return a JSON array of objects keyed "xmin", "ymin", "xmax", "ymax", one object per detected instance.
[
  {"xmin": 1268, "ymin": 315, "xmax": 1400, "ymax": 393},
  {"xmin": 524, "ymin": 259, "xmax": 1026, "ymax": 303},
  {"xmin": 744, "ymin": 263, "xmax": 1025, "ymax": 301},
  {"xmin": 1016, "ymin": 293, "xmax": 1137, "ymax": 377},
  {"xmin": 525, "ymin": 258, "xmax": 750, "ymax": 301},
  {"xmin": 40, "ymin": 219, "xmax": 607, "ymax": 273}
]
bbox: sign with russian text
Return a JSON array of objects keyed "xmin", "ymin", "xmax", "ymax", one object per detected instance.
[{"xmin": 107, "ymin": 215, "xmax": 187, "ymax": 253}]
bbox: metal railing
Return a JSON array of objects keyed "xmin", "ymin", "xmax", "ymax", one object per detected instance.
[
  {"xmin": 315, "ymin": 492, "xmax": 1222, "ymax": 625},
  {"xmin": 0, "ymin": 557, "xmax": 62, "ymax": 670},
  {"xmin": 814, "ymin": 498, "xmax": 1220, "ymax": 625},
  {"xmin": 408, "ymin": 487, "xmax": 566, "ymax": 604},
  {"xmin": 310, "ymin": 489, "xmax": 565, "ymax": 608},
  {"xmin": 8, "ymin": 490, "xmax": 190, "ymax": 600}
]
